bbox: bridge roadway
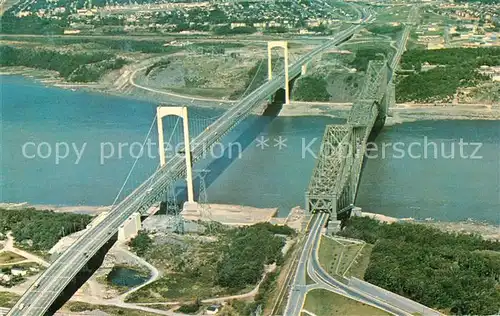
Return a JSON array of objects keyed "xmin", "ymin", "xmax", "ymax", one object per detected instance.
[{"xmin": 8, "ymin": 10, "xmax": 372, "ymax": 316}]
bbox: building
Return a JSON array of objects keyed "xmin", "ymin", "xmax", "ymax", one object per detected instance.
[
  {"xmin": 230, "ymin": 22, "xmax": 246, "ymax": 29},
  {"xmin": 64, "ymin": 29, "xmax": 81, "ymax": 34},
  {"xmin": 0, "ymin": 273, "xmax": 12, "ymax": 283},
  {"xmin": 11, "ymin": 268, "xmax": 27, "ymax": 277},
  {"xmin": 205, "ymin": 304, "xmax": 221, "ymax": 315},
  {"xmin": 427, "ymin": 42, "xmax": 445, "ymax": 49}
]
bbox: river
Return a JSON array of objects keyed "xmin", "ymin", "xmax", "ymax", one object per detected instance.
[{"xmin": 1, "ymin": 76, "xmax": 499, "ymax": 224}]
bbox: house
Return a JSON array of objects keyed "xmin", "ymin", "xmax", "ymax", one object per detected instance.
[
  {"xmin": 64, "ymin": 29, "xmax": 81, "ymax": 34},
  {"xmin": 0, "ymin": 273, "xmax": 12, "ymax": 282},
  {"xmin": 11, "ymin": 268, "xmax": 27, "ymax": 277},
  {"xmin": 205, "ymin": 304, "xmax": 221, "ymax": 315},
  {"xmin": 230, "ymin": 22, "xmax": 246, "ymax": 29}
]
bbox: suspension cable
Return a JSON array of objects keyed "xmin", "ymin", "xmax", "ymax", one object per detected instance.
[{"xmin": 111, "ymin": 116, "xmax": 157, "ymax": 206}]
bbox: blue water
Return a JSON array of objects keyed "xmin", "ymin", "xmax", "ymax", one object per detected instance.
[
  {"xmin": 356, "ymin": 120, "xmax": 500, "ymax": 223},
  {"xmin": 107, "ymin": 267, "xmax": 149, "ymax": 287},
  {"xmin": 1, "ymin": 76, "xmax": 499, "ymax": 223}
]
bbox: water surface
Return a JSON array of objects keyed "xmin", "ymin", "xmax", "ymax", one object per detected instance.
[{"xmin": 1, "ymin": 76, "xmax": 499, "ymax": 223}]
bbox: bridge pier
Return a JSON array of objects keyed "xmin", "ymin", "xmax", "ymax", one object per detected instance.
[
  {"xmin": 301, "ymin": 64, "xmax": 307, "ymax": 76},
  {"xmin": 267, "ymin": 41, "xmax": 290, "ymax": 105},
  {"xmin": 118, "ymin": 212, "xmax": 141, "ymax": 243}
]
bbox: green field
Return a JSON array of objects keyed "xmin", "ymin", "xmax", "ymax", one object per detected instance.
[
  {"xmin": 66, "ymin": 302, "xmax": 162, "ymax": 316},
  {"xmin": 303, "ymin": 289, "xmax": 390, "ymax": 316},
  {"xmin": 373, "ymin": 5, "xmax": 411, "ymax": 24},
  {"xmin": 0, "ymin": 251, "xmax": 25, "ymax": 265},
  {"xmin": 318, "ymin": 236, "xmax": 368, "ymax": 279},
  {"xmin": 0, "ymin": 292, "xmax": 20, "ymax": 308}
]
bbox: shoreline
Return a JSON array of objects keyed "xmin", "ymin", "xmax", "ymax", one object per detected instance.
[
  {"xmin": 0, "ymin": 202, "xmax": 111, "ymax": 215},
  {"xmin": 279, "ymin": 101, "xmax": 500, "ymax": 121},
  {"xmin": 2, "ymin": 70, "xmax": 500, "ymax": 121},
  {"xmin": 359, "ymin": 211, "xmax": 500, "ymax": 241},
  {"xmin": 1, "ymin": 202, "xmax": 498, "ymax": 240}
]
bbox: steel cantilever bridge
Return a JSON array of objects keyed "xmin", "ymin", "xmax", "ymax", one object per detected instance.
[
  {"xmin": 306, "ymin": 59, "xmax": 394, "ymax": 216},
  {"xmin": 306, "ymin": 5, "xmax": 417, "ymax": 216},
  {"xmin": 8, "ymin": 10, "xmax": 373, "ymax": 316}
]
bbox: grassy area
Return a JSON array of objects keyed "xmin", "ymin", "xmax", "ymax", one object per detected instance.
[
  {"xmin": 338, "ymin": 243, "xmax": 364, "ymax": 275},
  {"xmin": 373, "ymin": 5, "xmax": 410, "ymax": 24},
  {"xmin": 318, "ymin": 237, "xmax": 344, "ymax": 279},
  {"xmin": 318, "ymin": 236, "xmax": 367, "ymax": 279},
  {"xmin": 303, "ymin": 289, "xmax": 390, "ymax": 316},
  {"xmin": 127, "ymin": 223, "xmax": 293, "ymax": 303},
  {"xmin": 66, "ymin": 302, "xmax": 162, "ymax": 316},
  {"xmin": 0, "ymin": 292, "xmax": 20, "ymax": 308},
  {"xmin": 0, "ymin": 251, "xmax": 25, "ymax": 264}
]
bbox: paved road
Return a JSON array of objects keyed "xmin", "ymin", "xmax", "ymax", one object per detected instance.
[
  {"xmin": 283, "ymin": 213, "xmax": 325, "ymax": 315},
  {"xmin": 0, "ymin": 233, "xmax": 49, "ymax": 268},
  {"xmin": 285, "ymin": 213, "xmax": 410, "ymax": 316},
  {"xmin": 8, "ymin": 7, "xmax": 371, "ymax": 316},
  {"xmin": 307, "ymin": 216, "xmax": 410, "ymax": 315}
]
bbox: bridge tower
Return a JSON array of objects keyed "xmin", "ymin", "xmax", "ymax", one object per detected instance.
[
  {"xmin": 156, "ymin": 106, "xmax": 194, "ymax": 203},
  {"xmin": 267, "ymin": 41, "xmax": 291, "ymax": 105}
]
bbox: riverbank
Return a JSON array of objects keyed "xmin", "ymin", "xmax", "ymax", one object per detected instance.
[
  {"xmin": 3, "ymin": 69, "xmax": 499, "ymax": 121},
  {"xmin": 279, "ymin": 101, "xmax": 500, "ymax": 121},
  {"xmin": 359, "ymin": 211, "xmax": 500, "ymax": 241},
  {"xmin": 0, "ymin": 202, "xmax": 111, "ymax": 215}
]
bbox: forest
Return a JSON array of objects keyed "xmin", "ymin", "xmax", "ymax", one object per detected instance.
[
  {"xmin": 215, "ymin": 223, "xmax": 290, "ymax": 289},
  {"xmin": 0, "ymin": 208, "xmax": 92, "ymax": 251},
  {"xmin": 0, "ymin": 13, "xmax": 68, "ymax": 35},
  {"xmin": 348, "ymin": 47, "xmax": 387, "ymax": 72},
  {"xmin": 366, "ymin": 24, "xmax": 403, "ymax": 36},
  {"xmin": 339, "ymin": 217, "xmax": 500, "ymax": 315},
  {"xmin": 126, "ymin": 222, "xmax": 293, "ymax": 305},
  {"xmin": 397, "ymin": 47, "xmax": 500, "ymax": 102},
  {"xmin": 0, "ymin": 45, "xmax": 127, "ymax": 82},
  {"xmin": 294, "ymin": 76, "xmax": 330, "ymax": 101}
]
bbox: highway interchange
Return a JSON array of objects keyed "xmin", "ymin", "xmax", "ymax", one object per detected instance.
[
  {"xmin": 284, "ymin": 213, "xmax": 412, "ymax": 316},
  {"xmin": 7, "ymin": 4, "xmax": 373, "ymax": 315}
]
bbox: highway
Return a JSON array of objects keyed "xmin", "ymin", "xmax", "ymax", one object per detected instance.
[
  {"xmin": 8, "ymin": 7, "xmax": 372, "ymax": 316},
  {"xmin": 285, "ymin": 213, "xmax": 411, "ymax": 316},
  {"xmin": 284, "ymin": 214, "xmax": 325, "ymax": 315},
  {"xmin": 390, "ymin": 5, "xmax": 419, "ymax": 73}
]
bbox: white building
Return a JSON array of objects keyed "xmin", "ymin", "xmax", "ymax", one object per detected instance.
[{"xmin": 11, "ymin": 268, "xmax": 27, "ymax": 277}]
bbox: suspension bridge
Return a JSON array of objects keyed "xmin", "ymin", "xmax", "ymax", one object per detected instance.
[{"xmin": 8, "ymin": 6, "xmax": 375, "ymax": 315}]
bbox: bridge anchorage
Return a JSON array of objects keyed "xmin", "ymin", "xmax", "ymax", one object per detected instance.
[{"xmin": 306, "ymin": 60, "xmax": 394, "ymax": 221}]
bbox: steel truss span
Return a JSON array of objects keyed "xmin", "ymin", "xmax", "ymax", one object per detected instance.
[{"xmin": 306, "ymin": 60, "xmax": 393, "ymax": 216}]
